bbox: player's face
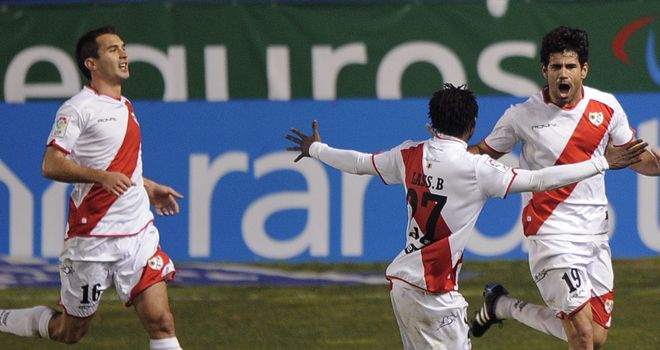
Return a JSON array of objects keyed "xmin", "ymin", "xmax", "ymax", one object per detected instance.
[
  {"xmin": 90, "ymin": 33, "xmax": 129, "ymax": 84},
  {"xmin": 542, "ymin": 51, "xmax": 588, "ymax": 107}
]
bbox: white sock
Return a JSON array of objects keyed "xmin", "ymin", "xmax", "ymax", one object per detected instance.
[
  {"xmin": 150, "ymin": 336, "xmax": 182, "ymax": 350},
  {"xmin": 496, "ymin": 295, "xmax": 567, "ymax": 341},
  {"xmin": 0, "ymin": 306, "xmax": 55, "ymax": 338}
]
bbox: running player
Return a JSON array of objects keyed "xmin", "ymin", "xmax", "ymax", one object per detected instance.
[
  {"xmin": 0, "ymin": 26, "xmax": 184, "ymax": 349},
  {"xmin": 469, "ymin": 26, "xmax": 660, "ymax": 350},
  {"xmin": 286, "ymin": 83, "xmax": 647, "ymax": 350}
]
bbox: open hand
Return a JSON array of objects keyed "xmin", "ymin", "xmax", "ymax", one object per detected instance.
[
  {"xmin": 286, "ymin": 120, "xmax": 321, "ymax": 162},
  {"xmin": 144, "ymin": 179, "xmax": 184, "ymax": 216},
  {"xmin": 605, "ymin": 138, "xmax": 648, "ymax": 170}
]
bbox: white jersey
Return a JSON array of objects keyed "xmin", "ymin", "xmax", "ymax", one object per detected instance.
[
  {"xmin": 484, "ymin": 86, "xmax": 634, "ymax": 238},
  {"xmin": 374, "ymin": 135, "xmax": 517, "ymax": 293},
  {"xmin": 46, "ymin": 86, "xmax": 153, "ymax": 240}
]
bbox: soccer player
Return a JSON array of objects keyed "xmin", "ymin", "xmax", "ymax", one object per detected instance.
[
  {"xmin": 286, "ymin": 83, "xmax": 647, "ymax": 350},
  {"xmin": 469, "ymin": 26, "xmax": 660, "ymax": 350},
  {"xmin": 0, "ymin": 26, "xmax": 184, "ymax": 350}
]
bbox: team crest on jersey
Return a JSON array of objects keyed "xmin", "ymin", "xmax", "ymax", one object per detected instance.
[
  {"xmin": 52, "ymin": 115, "xmax": 69, "ymax": 137},
  {"xmin": 485, "ymin": 158, "xmax": 509, "ymax": 173},
  {"xmin": 148, "ymin": 256, "xmax": 164, "ymax": 270},
  {"xmin": 604, "ymin": 299, "xmax": 614, "ymax": 314},
  {"xmin": 588, "ymin": 112, "xmax": 604, "ymax": 126}
]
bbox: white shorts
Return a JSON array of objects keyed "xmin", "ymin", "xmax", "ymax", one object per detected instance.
[
  {"xmin": 58, "ymin": 224, "xmax": 176, "ymax": 318},
  {"xmin": 528, "ymin": 239, "xmax": 614, "ymax": 328},
  {"xmin": 390, "ymin": 279, "xmax": 471, "ymax": 350}
]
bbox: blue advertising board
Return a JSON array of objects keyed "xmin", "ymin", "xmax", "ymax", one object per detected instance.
[{"xmin": 0, "ymin": 94, "xmax": 658, "ymax": 262}]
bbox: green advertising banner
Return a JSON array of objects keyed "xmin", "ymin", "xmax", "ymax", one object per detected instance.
[{"xmin": 1, "ymin": 1, "xmax": 659, "ymax": 102}]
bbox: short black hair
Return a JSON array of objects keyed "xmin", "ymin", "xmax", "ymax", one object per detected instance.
[
  {"xmin": 428, "ymin": 83, "xmax": 478, "ymax": 138},
  {"xmin": 540, "ymin": 26, "xmax": 589, "ymax": 67},
  {"xmin": 75, "ymin": 26, "xmax": 118, "ymax": 80}
]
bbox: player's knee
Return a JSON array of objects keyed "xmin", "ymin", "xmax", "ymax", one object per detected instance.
[
  {"xmin": 146, "ymin": 311, "xmax": 176, "ymax": 336},
  {"xmin": 593, "ymin": 331, "xmax": 608, "ymax": 350},
  {"xmin": 51, "ymin": 326, "xmax": 88, "ymax": 344},
  {"xmin": 48, "ymin": 313, "xmax": 92, "ymax": 345},
  {"xmin": 569, "ymin": 319, "xmax": 593, "ymax": 347}
]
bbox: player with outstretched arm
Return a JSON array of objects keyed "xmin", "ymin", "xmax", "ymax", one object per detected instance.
[
  {"xmin": 286, "ymin": 83, "xmax": 647, "ymax": 350},
  {"xmin": 468, "ymin": 26, "xmax": 660, "ymax": 350}
]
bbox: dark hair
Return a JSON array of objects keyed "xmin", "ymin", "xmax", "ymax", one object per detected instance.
[
  {"xmin": 75, "ymin": 26, "xmax": 118, "ymax": 80},
  {"xmin": 540, "ymin": 26, "xmax": 589, "ymax": 67},
  {"xmin": 428, "ymin": 83, "xmax": 478, "ymax": 138}
]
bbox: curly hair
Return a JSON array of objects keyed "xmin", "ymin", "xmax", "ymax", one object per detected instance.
[
  {"xmin": 76, "ymin": 26, "xmax": 119, "ymax": 81},
  {"xmin": 428, "ymin": 83, "xmax": 478, "ymax": 138},
  {"xmin": 540, "ymin": 26, "xmax": 589, "ymax": 67}
]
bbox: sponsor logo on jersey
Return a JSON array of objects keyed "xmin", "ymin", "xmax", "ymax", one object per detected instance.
[
  {"xmin": 531, "ymin": 122, "xmax": 557, "ymax": 130},
  {"xmin": 97, "ymin": 117, "xmax": 118, "ymax": 123},
  {"xmin": 589, "ymin": 112, "xmax": 604, "ymax": 126},
  {"xmin": 52, "ymin": 115, "xmax": 69, "ymax": 137},
  {"xmin": 148, "ymin": 255, "xmax": 164, "ymax": 270}
]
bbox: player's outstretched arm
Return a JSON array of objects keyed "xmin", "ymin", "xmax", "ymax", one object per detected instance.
[
  {"xmin": 286, "ymin": 120, "xmax": 377, "ymax": 175},
  {"xmin": 509, "ymin": 139, "xmax": 647, "ymax": 193},
  {"xmin": 143, "ymin": 177, "xmax": 184, "ymax": 216}
]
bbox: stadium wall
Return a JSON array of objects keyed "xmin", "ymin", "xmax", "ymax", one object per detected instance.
[{"xmin": 0, "ymin": 95, "xmax": 658, "ymax": 262}]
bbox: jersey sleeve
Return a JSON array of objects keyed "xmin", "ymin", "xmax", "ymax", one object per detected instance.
[
  {"xmin": 607, "ymin": 98, "xmax": 635, "ymax": 146},
  {"xmin": 372, "ymin": 140, "xmax": 416, "ymax": 185},
  {"xmin": 474, "ymin": 155, "xmax": 516, "ymax": 198},
  {"xmin": 483, "ymin": 108, "xmax": 519, "ymax": 154},
  {"xmin": 46, "ymin": 103, "xmax": 83, "ymax": 154}
]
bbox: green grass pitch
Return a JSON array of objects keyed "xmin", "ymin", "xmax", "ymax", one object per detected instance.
[{"xmin": 0, "ymin": 258, "xmax": 658, "ymax": 349}]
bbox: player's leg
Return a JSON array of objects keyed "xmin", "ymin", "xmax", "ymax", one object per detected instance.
[
  {"xmin": 47, "ymin": 312, "xmax": 94, "ymax": 344},
  {"xmin": 586, "ymin": 240, "xmax": 615, "ymax": 350},
  {"xmin": 0, "ymin": 258, "xmax": 104, "ymax": 343},
  {"xmin": 0, "ymin": 307, "xmax": 93, "ymax": 345},
  {"xmin": 48, "ymin": 258, "xmax": 111, "ymax": 344},
  {"xmin": 117, "ymin": 225, "xmax": 180, "ymax": 350},
  {"xmin": 532, "ymin": 238, "xmax": 599, "ymax": 350},
  {"xmin": 561, "ymin": 305, "xmax": 594, "ymax": 350},
  {"xmin": 0, "ymin": 305, "xmax": 55, "ymax": 338},
  {"xmin": 472, "ymin": 285, "xmax": 567, "ymax": 340},
  {"xmin": 390, "ymin": 279, "xmax": 471, "ymax": 350},
  {"xmin": 133, "ymin": 281, "xmax": 181, "ymax": 349},
  {"xmin": 0, "ymin": 305, "xmax": 93, "ymax": 344}
]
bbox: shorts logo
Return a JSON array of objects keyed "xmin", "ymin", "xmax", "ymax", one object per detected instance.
[
  {"xmin": 588, "ymin": 112, "xmax": 604, "ymax": 126},
  {"xmin": 148, "ymin": 256, "xmax": 164, "ymax": 271},
  {"xmin": 52, "ymin": 115, "xmax": 69, "ymax": 137},
  {"xmin": 605, "ymin": 299, "xmax": 614, "ymax": 314},
  {"xmin": 60, "ymin": 259, "xmax": 74, "ymax": 275}
]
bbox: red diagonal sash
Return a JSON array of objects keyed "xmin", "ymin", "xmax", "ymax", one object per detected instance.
[
  {"xmin": 522, "ymin": 100, "xmax": 613, "ymax": 235},
  {"xmin": 401, "ymin": 143, "xmax": 455, "ymax": 292},
  {"xmin": 67, "ymin": 101, "xmax": 141, "ymax": 238}
]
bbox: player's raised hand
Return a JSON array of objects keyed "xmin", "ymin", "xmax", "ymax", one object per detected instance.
[
  {"xmin": 605, "ymin": 138, "xmax": 648, "ymax": 170},
  {"xmin": 286, "ymin": 120, "xmax": 322, "ymax": 162}
]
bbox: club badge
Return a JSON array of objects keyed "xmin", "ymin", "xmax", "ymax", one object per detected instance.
[{"xmin": 588, "ymin": 112, "xmax": 604, "ymax": 126}]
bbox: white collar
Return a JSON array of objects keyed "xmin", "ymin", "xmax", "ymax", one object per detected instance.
[{"xmin": 430, "ymin": 132, "xmax": 468, "ymax": 149}]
